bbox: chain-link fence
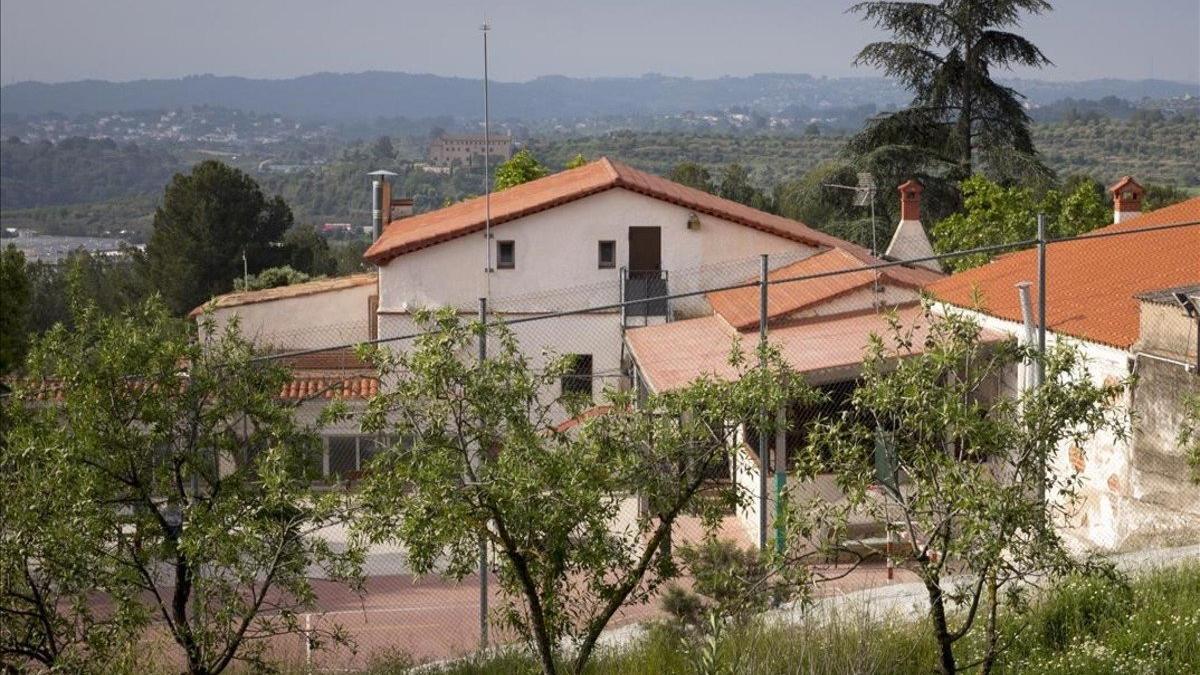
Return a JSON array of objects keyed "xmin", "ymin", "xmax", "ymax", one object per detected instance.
[
  {"xmin": 9, "ymin": 222, "xmax": 1197, "ymax": 672},
  {"xmin": 226, "ymin": 220, "xmax": 1200, "ymax": 669}
]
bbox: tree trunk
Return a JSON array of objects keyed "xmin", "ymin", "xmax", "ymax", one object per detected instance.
[
  {"xmin": 980, "ymin": 571, "xmax": 1000, "ymax": 675},
  {"xmin": 172, "ymin": 550, "xmax": 207, "ymax": 675},
  {"xmin": 925, "ymin": 578, "xmax": 957, "ymax": 675}
]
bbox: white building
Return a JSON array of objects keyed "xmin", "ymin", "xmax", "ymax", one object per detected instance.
[
  {"xmin": 928, "ymin": 180, "xmax": 1200, "ymax": 551},
  {"xmin": 363, "ymin": 157, "xmax": 941, "ymax": 405}
]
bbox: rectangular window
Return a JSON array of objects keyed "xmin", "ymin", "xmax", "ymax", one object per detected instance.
[
  {"xmin": 327, "ymin": 436, "xmax": 358, "ymax": 478},
  {"xmin": 496, "ymin": 240, "xmax": 515, "ymax": 269},
  {"xmin": 598, "ymin": 240, "xmax": 616, "ymax": 268},
  {"xmin": 562, "ymin": 354, "xmax": 593, "ymax": 398}
]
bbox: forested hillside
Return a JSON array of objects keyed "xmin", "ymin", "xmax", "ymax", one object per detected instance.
[
  {"xmin": 2, "ymin": 117, "xmax": 1196, "ymax": 240},
  {"xmin": 0, "ymin": 137, "xmax": 185, "ymax": 209},
  {"xmin": 529, "ymin": 116, "xmax": 1200, "ymax": 189}
]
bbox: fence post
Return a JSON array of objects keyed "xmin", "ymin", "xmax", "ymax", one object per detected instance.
[
  {"xmin": 758, "ymin": 254, "xmax": 769, "ymax": 551},
  {"xmin": 477, "ymin": 297, "xmax": 489, "ymax": 651},
  {"xmin": 1035, "ymin": 215, "xmax": 1048, "ymax": 504},
  {"xmin": 1036, "ymin": 214, "xmax": 1047, "ymax": 388}
]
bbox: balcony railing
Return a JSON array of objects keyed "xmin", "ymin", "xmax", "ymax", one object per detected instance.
[{"xmin": 622, "ymin": 268, "xmax": 669, "ymax": 318}]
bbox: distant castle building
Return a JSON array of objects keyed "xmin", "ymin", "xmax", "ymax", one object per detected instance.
[{"xmin": 427, "ymin": 133, "xmax": 513, "ymax": 167}]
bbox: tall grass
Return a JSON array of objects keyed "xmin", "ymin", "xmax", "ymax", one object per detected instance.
[{"xmin": 405, "ymin": 563, "xmax": 1200, "ymax": 675}]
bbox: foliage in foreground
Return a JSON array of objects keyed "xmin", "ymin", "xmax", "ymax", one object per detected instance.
[
  {"xmin": 799, "ymin": 304, "xmax": 1126, "ymax": 675},
  {"xmin": 406, "ymin": 564, "xmax": 1200, "ymax": 675},
  {"xmin": 0, "ymin": 297, "xmax": 363, "ymax": 674},
  {"xmin": 350, "ymin": 310, "xmax": 813, "ymax": 675}
]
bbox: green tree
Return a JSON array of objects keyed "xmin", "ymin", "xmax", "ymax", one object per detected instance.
[
  {"xmin": 352, "ymin": 311, "xmax": 811, "ymax": 675},
  {"xmin": 804, "ymin": 305, "xmax": 1126, "ymax": 675},
  {"xmin": 232, "ymin": 265, "xmax": 316, "ymax": 292},
  {"xmin": 931, "ymin": 174, "xmax": 1110, "ymax": 271},
  {"xmin": 565, "ymin": 153, "xmax": 589, "ymax": 169},
  {"xmin": 848, "ymin": 1, "xmax": 1054, "ymax": 201},
  {"xmin": 282, "ymin": 223, "xmax": 338, "ymax": 277},
  {"xmin": 371, "ymin": 135, "xmax": 396, "ymax": 160},
  {"xmin": 145, "ymin": 160, "xmax": 293, "ymax": 315},
  {"xmin": 1143, "ymin": 183, "xmax": 1192, "ymax": 212},
  {"xmin": 494, "ymin": 149, "xmax": 551, "ymax": 191},
  {"xmin": 669, "ymin": 162, "xmax": 715, "ymax": 192},
  {"xmin": 0, "ymin": 245, "xmax": 31, "ymax": 375},
  {"xmin": 1, "ymin": 297, "xmax": 362, "ymax": 673},
  {"xmin": 773, "ymin": 162, "xmax": 880, "ymax": 248}
]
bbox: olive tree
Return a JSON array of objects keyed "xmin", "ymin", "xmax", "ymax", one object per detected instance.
[
  {"xmin": 351, "ymin": 310, "xmax": 811, "ymax": 675},
  {"xmin": 802, "ymin": 305, "xmax": 1126, "ymax": 675},
  {"xmin": 0, "ymin": 298, "xmax": 362, "ymax": 674}
]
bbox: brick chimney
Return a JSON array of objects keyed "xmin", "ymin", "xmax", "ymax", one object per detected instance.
[
  {"xmin": 898, "ymin": 179, "xmax": 922, "ymax": 221},
  {"xmin": 1110, "ymin": 176, "xmax": 1144, "ymax": 224},
  {"xmin": 885, "ymin": 179, "xmax": 941, "ymax": 272}
]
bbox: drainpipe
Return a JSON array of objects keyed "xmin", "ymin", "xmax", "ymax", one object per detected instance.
[{"xmin": 1016, "ymin": 281, "xmax": 1036, "ymax": 390}]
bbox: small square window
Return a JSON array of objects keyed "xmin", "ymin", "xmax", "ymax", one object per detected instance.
[
  {"xmin": 562, "ymin": 354, "xmax": 593, "ymax": 398},
  {"xmin": 496, "ymin": 240, "xmax": 515, "ymax": 269},
  {"xmin": 598, "ymin": 240, "xmax": 616, "ymax": 268}
]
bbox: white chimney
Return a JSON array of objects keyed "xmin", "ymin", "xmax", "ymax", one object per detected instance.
[
  {"xmin": 884, "ymin": 179, "xmax": 941, "ymax": 272},
  {"xmin": 1110, "ymin": 176, "xmax": 1144, "ymax": 224}
]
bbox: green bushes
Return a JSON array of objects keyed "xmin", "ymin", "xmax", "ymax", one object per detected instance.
[{"xmin": 413, "ymin": 563, "xmax": 1200, "ymax": 675}]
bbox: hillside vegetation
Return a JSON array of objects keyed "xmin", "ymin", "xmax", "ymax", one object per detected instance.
[
  {"xmin": 529, "ymin": 116, "xmax": 1200, "ymax": 189},
  {"xmin": 2, "ymin": 117, "xmax": 1195, "ymax": 239}
]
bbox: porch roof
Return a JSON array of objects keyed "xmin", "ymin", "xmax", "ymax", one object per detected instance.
[{"xmin": 625, "ymin": 303, "xmax": 1008, "ymax": 393}]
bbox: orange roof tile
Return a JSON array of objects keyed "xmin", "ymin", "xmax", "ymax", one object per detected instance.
[
  {"xmin": 279, "ymin": 374, "xmax": 378, "ymax": 401},
  {"xmin": 927, "ymin": 197, "xmax": 1200, "ymax": 349},
  {"xmin": 627, "ymin": 304, "xmax": 1006, "ymax": 392},
  {"xmin": 189, "ymin": 273, "xmax": 377, "ymax": 317},
  {"xmin": 707, "ymin": 247, "xmax": 942, "ymax": 329},
  {"xmin": 364, "ymin": 157, "xmax": 864, "ymax": 264},
  {"xmin": 10, "ymin": 371, "xmax": 378, "ymax": 403}
]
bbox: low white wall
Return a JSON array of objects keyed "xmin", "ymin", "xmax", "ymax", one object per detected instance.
[
  {"xmin": 735, "ymin": 442, "xmax": 764, "ymax": 549},
  {"xmin": 204, "ymin": 283, "xmax": 376, "ymax": 351}
]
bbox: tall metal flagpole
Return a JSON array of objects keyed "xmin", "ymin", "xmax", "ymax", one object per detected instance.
[
  {"xmin": 482, "ymin": 21, "xmax": 492, "ymax": 302},
  {"xmin": 478, "ymin": 20, "xmax": 492, "ymax": 651}
]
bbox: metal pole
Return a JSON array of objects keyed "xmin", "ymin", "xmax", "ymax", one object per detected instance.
[
  {"xmin": 477, "ymin": 297, "xmax": 489, "ymax": 650},
  {"xmin": 1036, "ymin": 214, "xmax": 1047, "ymax": 388},
  {"xmin": 758, "ymin": 254, "xmax": 769, "ymax": 551},
  {"xmin": 481, "ymin": 21, "xmax": 492, "ymax": 302},
  {"xmin": 1035, "ymin": 215, "xmax": 1048, "ymax": 504},
  {"xmin": 774, "ymin": 405, "xmax": 786, "ymax": 555}
]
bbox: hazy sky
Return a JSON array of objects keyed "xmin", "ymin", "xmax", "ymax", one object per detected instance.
[{"xmin": 2, "ymin": 0, "xmax": 1197, "ymax": 85}]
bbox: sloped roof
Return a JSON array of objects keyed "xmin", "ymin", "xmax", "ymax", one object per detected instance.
[
  {"xmin": 363, "ymin": 157, "xmax": 862, "ymax": 264},
  {"xmin": 189, "ymin": 273, "xmax": 377, "ymax": 317},
  {"xmin": 927, "ymin": 197, "xmax": 1200, "ymax": 349},
  {"xmin": 627, "ymin": 304, "xmax": 1006, "ymax": 392},
  {"xmin": 10, "ymin": 371, "xmax": 378, "ymax": 403},
  {"xmin": 707, "ymin": 247, "xmax": 942, "ymax": 330}
]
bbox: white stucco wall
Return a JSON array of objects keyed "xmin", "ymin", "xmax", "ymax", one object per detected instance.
[
  {"xmin": 377, "ymin": 188, "xmax": 817, "ymax": 315},
  {"xmin": 203, "ymin": 282, "xmax": 377, "ymax": 351},
  {"xmin": 935, "ymin": 305, "xmax": 1158, "ymax": 551}
]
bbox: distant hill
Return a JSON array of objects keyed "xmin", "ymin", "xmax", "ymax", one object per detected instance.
[{"xmin": 3, "ymin": 71, "xmax": 1195, "ymax": 122}]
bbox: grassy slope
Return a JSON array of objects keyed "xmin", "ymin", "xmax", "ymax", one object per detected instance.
[{"xmin": 405, "ymin": 563, "xmax": 1199, "ymax": 675}]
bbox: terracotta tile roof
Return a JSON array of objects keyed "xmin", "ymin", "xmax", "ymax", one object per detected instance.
[
  {"xmin": 927, "ymin": 197, "xmax": 1200, "ymax": 349},
  {"xmin": 553, "ymin": 405, "xmax": 617, "ymax": 433},
  {"xmin": 189, "ymin": 273, "xmax": 377, "ymax": 317},
  {"xmin": 363, "ymin": 157, "xmax": 862, "ymax": 264},
  {"xmin": 627, "ymin": 304, "xmax": 1006, "ymax": 392},
  {"xmin": 707, "ymin": 247, "xmax": 942, "ymax": 329},
  {"xmin": 9, "ymin": 371, "xmax": 378, "ymax": 403},
  {"xmin": 279, "ymin": 373, "xmax": 378, "ymax": 401}
]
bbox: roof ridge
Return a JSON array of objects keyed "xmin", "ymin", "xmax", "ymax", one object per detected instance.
[{"xmin": 597, "ymin": 156, "xmax": 622, "ymax": 182}]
